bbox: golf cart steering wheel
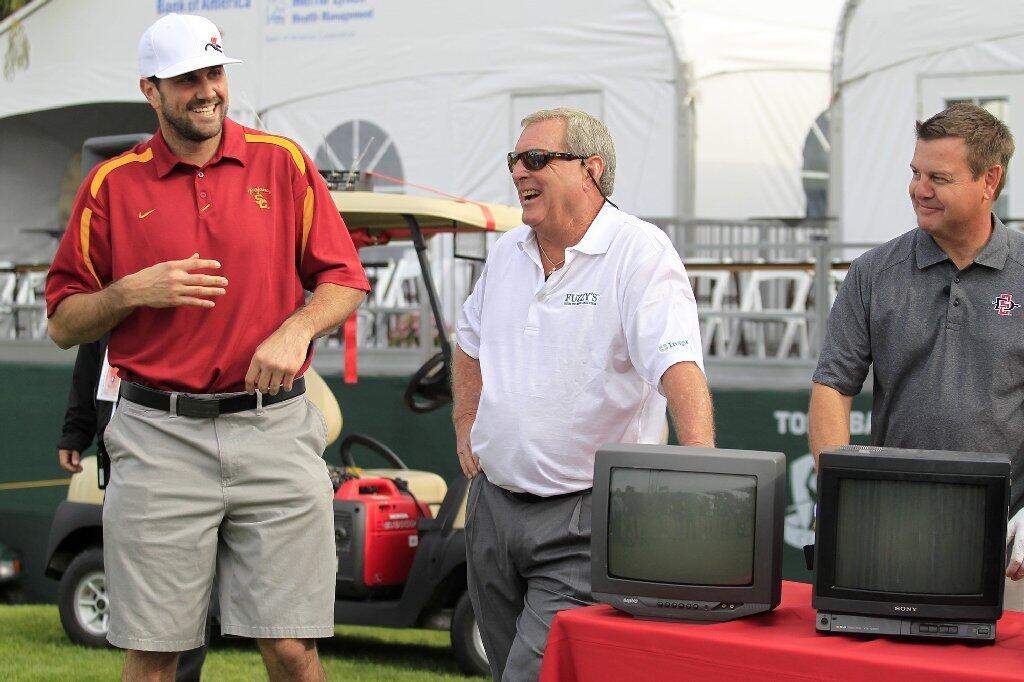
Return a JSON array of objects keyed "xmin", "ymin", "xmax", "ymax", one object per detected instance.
[
  {"xmin": 403, "ymin": 351, "xmax": 452, "ymax": 413},
  {"xmin": 339, "ymin": 433, "xmax": 408, "ymax": 470}
]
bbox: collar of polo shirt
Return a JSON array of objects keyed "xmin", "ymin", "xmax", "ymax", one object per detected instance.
[
  {"xmin": 915, "ymin": 214, "xmax": 1010, "ymax": 271},
  {"xmin": 519, "ymin": 203, "xmax": 621, "ymax": 258}
]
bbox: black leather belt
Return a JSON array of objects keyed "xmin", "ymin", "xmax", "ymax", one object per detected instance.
[
  {"xmin": 120, "ymin": 378, "xmax": 306, "ymax": 418},
  {"xmin": 503, "ymin": 486, "xmax": 592, "ymax": 503}
]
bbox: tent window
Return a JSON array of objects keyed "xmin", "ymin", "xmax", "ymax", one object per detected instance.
[
  {"xmin": 945, "ymin": 97, "xmax": 1009, "ymax": 122},
  {"xmin": 802, "ymin": 110, "xmax": 830, "ymax": 218},
  {"xmin": 315, "ymin": 119, "xmax": 404, "ymax": 192}
]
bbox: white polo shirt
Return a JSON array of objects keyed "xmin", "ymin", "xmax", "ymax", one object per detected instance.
[{"xmin": 456, "ymin": 204, "xmax": 705, "ymax": 496}]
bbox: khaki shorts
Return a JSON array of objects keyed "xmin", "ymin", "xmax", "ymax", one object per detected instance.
[{"xmin": 102, "ymin": 393, "xmax": 336, "ymax": 651}]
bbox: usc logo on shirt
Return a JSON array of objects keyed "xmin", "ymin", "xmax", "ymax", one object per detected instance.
[{"xmin": 248, "ymin": 186, "xmax": 271, "ymax": 209}]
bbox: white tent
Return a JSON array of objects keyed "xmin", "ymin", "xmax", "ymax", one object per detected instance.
[
  {"xmin": 0, "ymin": 0, "xmax": 840, "ymax": 261},
  {"xmin": 831, "ymin": 0, "xmax": 1024, "ymax": 247}
]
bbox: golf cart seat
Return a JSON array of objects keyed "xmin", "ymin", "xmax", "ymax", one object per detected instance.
[
  {"xmin": 68, "ymin": 455, "xmax": 104, "ymax": 506},
  {"xmin": 307, "ymin": 369, "xmax": 450, "ymax": 516},
  {"xmin": 305, "ymin": 367, "xmax": 343, "ymax": 443}
]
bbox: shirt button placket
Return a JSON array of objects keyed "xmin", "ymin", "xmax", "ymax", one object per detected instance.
[
  {"xmin": 947, "ymin": 276, "xmax": 962, "ymax": 328},
  {"xmin": 525, "ymin": 284, "xmax": 544, "ymax": 334},
  {"xmin": 196, "ymin": 170, "xmax": 209, "ymax": 213}
]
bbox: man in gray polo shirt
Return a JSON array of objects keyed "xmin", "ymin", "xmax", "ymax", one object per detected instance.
[{"xmin": 809, "ymin": 102, "xmax": 1024, "ymax": 583}]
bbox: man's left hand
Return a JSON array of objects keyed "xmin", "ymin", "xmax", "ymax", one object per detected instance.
[
  {"xmin": 1007, "ymin": 508, "xmax": 1024, "ymax": 580},
  {"xmin": 245, "ymin": 323, "xmax": 312, "ymax": 395}
]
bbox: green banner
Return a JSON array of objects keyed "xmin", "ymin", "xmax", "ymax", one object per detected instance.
[
  {"xmin": 0, "ymin": 363, "xmax": 873, "ymax": 600},
  {"xmin": 712, "ymin": 389, "xmax": 873, "ymax": 582}
]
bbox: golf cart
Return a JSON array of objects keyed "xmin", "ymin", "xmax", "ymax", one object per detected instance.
[
  {"xmin": 44, "ymin": 140, "xmax": 521, "ymax": 676},
  {"xmin": 0, "ymin": 541, "xmax": 25, "ymax": 604}
]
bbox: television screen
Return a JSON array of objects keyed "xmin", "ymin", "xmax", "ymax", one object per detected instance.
[
  {"xmin": 834, "ymin": 478, "xmax": 986, "ymax": 595},
  {"xmin": 607, "ymin": 468, "xmax": 756, "ymax": 586},
  {"xmin": 813, "ymin": 447, "xmax": 1012, "ymax": 639}
]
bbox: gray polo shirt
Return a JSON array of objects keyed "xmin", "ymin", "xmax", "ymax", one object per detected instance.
[{"xmin": 814, "ymin": 216, "xmax": 1024, "ymax": 460}]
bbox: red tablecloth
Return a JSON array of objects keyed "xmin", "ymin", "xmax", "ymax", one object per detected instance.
[{"xmin": 540, "ymin": 581, "xmax": 1024, "ymax": 681}]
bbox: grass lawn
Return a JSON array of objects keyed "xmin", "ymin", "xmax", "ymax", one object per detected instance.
[{"xmin": 0, "ymin": 605, "xmax": 484, "ymax": 681}]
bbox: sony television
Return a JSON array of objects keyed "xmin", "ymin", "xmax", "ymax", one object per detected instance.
[
  {"xmin": 813, "ymin": 446, "xmax": 1013, "ymax": 643},
  {"xmin": 591, "ymin": 444, "xmax": 786, "ymax": 622}
]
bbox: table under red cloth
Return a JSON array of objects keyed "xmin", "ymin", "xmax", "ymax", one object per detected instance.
[{"xmin": 540, "ymin": 581, "xmax": 1024, "ymax": 681}]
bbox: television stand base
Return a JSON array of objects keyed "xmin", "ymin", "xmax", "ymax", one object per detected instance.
[{"xmin": 816, "ymin": 611, "xmax": 996, "ymax": 643}]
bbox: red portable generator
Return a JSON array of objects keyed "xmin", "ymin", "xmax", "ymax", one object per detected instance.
[{"xmin": 333, "ymin": 477, "xmax": 431, "ymax": 597}]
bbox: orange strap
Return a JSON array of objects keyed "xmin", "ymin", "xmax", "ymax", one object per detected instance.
[
  {"xmin": 365, "ymin": 170, "xmax": 497, "ymax": 230},
  {"xmin": 343, "ymin": 313, "xmax": 358, "ymax": 384}
]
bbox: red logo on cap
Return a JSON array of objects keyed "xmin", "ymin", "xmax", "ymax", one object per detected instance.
[{"xmin": 205, "ymin": 36, "xmax": 223, "ymax": 53}]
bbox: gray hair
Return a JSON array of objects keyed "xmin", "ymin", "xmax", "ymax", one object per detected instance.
[{"xmin": 521, "ymin": 108, "xmax": 616, "ymax": 195}]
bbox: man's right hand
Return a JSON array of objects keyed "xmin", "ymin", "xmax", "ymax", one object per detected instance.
[
  {"xmin": 115, "ymin": 253, "xmax": 227, "ymax": 309},
  {"xmin": 1007, "ymin": 508, "xmax": 1024, "ymax": 580},
  {"xmin": 58, "ymin": 449, "xmax": 83, "ymax": 474},
  {"xmin": 455, "ymin": 419, "xmax": 480, "ymax": 478}
]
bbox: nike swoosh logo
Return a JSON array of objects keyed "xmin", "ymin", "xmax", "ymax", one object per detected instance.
[{"xmin": 138, "ymin": 209, "xmax": 156, "ymax": 219}]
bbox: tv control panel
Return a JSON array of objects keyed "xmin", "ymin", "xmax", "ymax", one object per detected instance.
[
  {"xmin": 594, "ymin": 591, "xmax": 772, "ymax": 622},
  {"xmin": 816, "ymin": 611, "xmax": 996, "ymax": 643}
]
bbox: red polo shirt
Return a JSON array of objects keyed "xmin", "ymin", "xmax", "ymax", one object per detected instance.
[{"xmin": 46, "ymin": 118, "xmax": 369, "ymax": 393}]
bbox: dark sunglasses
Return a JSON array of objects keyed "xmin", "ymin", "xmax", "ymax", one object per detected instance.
[{"xmin": 506, "ymin": 149, "xmax": 586, "ymax": 173}]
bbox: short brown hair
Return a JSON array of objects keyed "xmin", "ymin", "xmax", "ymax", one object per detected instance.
[{"xmin": 916, "ymin": 103, "xmax": 1015, "ymax": 198}]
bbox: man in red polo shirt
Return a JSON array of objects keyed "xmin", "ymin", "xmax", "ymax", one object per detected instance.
[{"xmin": 45, "ymin": 13, "xmax": 368, "ymax": 681}]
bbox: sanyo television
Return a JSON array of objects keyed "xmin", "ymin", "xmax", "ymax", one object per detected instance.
[
  {"xmin": 813, "ymin": 446, "xmax": 1012, "ymax": 643},
  {"xmin": 591, "ymin": 444, "xmax": 786, "ymax": 622}
]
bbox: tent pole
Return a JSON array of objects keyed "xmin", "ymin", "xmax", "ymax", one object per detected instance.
[
  {"xmin": 675, "ymin": 59, "xmax": 696, "ymax": 250},
  {"xmin": 828, "ymin": 0, "xmax": 862, "ymax": 246}
]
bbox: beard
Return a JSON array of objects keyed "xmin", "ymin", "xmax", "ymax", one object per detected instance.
[{"xmin": 160, "ymin": 99, "xmax": 226, "ymax": 143}]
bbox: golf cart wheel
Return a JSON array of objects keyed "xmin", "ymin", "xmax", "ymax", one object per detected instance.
[
  {"xmin": 451, "ymin": 590, "xmax": 489, "ymax": 677},
  {"xmin": 58, "ymin": 547, "xmax": 110, "ymax": 648}
]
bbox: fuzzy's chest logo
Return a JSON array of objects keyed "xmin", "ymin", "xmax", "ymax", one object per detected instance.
[{"xmin": 563, "ymin": 292, "xmax": 600, "ymax": 306}]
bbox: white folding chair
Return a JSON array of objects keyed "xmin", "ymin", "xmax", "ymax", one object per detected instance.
[
  {"xmin": 734, "ymin": 269, "xmax": 813, "ymax": 359},
  {"xmin": 14, "ymin": 270, "xmax": 48, "ymax": 339},
  {"xmin": 689, "ymin": 270, "xmax": 734, "ymax": 356},
  {"xmin": 0, "ymin": 272, "xmax": 17, "ymax": 339},
  {"xmin": 828, "ymin": 268, "xmax": 848, "ymax": 306}
]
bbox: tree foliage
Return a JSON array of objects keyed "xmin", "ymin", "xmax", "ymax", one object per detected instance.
[{"xmin": 1, "ymin": 0, "xmax": 31, "ymax": 81}]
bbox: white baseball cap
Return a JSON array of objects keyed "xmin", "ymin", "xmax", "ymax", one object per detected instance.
[{"xmin": 138, "ymin": 13, "xmax": 242, "ymax": 79}]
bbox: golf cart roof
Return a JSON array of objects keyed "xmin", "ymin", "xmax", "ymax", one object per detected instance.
[{"xmin": 330, "ymin": 191, "xmax": 522, "ymax": 237}]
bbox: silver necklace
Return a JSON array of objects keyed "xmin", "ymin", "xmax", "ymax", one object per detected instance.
[{"xmin": 537, "ymin": 239, "xmax": 565, "ymax": 275}]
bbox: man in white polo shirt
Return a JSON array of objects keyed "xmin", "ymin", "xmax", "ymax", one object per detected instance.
[{"xmin": 452, "ymin": 108, "xmax": 715, "ymax": 681}]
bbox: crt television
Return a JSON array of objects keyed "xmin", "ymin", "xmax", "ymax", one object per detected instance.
[
  {"xmin": 591, "ymin": 444, "xmax": 786, "ymax": 622},
  {"xmin": 813, "ymin": 446, "xmax": 1012, "ymax": 643}
]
